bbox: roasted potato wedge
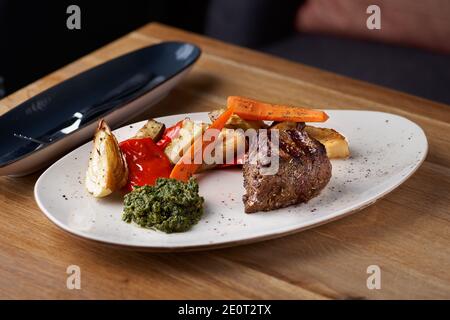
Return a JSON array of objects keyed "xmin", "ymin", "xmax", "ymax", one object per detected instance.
[
  {"xmin": 134, "ymin": 119, "xmax": 165, "ymax": 141},
  {"xmin": 164, "ymin": 119, "xmax": 207, "ymax": 164},
  {"xmin": 305, "ymin": 126, "xmax": 350, "ymax": 159},
  {"xmin": 85, "ymin": 120, "xmax": 128, "ymax": 197},
  {"xmin": 208, "ymin": 108, "xmax": 267, "ymax": 130}
]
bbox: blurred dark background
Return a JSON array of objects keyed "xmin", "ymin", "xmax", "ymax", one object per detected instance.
[{"xmin": 0, "ymin": 0, "xmax": 449, "ymax": 104}]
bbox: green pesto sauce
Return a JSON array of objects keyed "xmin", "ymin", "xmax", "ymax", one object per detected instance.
[{"xmin": 122, "ymin": 178, "xmax": 204, "ymax": 233}]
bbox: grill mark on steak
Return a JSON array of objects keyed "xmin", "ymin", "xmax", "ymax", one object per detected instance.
[{"xmin": 242, "ymin": 127, "xmax": 332, "ymax": 213}]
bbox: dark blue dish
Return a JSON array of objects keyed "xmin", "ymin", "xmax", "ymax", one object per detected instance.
[{"xmin": 0, "ymin": 41, "xmax": 201, "ymax": 176}]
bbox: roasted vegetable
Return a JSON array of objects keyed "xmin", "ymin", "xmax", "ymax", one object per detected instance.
[
  {"xmin": 208, "ymin": 108, "xmax": 266, "ymax": 130},
  {"xmin": 156, "ymin": 120, "xmax": 183, "ymax": 150},
  {"xmin": 85, "ymin": 120, "xmax": 128, "ymax": 197},
  {"xmin": 228, "ymin": 96, "xmax": 329, "ymax": 122},
  {"xmin": 164, "ymin": 119, "xmax": 207, "ymax": 165},
  {"xmin": 119, "ymin": 138, "xmax": 172, "ymax": 192},
  {"xmin": 170, "ymin": 107, "xmax": 235, "ymax": 181},
  {"xmin": 197, "ymin": 128, "xmax": 246, "ymax": 172},
  {"xmin": 305, "ymin": 126, "xmax": 350, "ymax": 159},
  {"xmin": 133, "ymin": 119, "xmax": 165, "ymax": 141}
]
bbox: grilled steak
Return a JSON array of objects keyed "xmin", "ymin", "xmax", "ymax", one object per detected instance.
[{"xmin": 242, "ymin": 126, "xmax": 332, "ymax": 213}]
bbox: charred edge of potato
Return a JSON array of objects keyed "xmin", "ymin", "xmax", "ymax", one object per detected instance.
[
  {"xmin": 85, "ymin": 120, "xmax": 128, "ymax": 198},
  {"xmin": 208, "ymin": 108, "xmax": 267, "ymax": 130},
  {"xmin": 133, "ymin": 119, "xmax": 165, "ymax": 141},
  {"xmin": 304, "ymin": 125, "xmax": 350, "ymax": 159}
]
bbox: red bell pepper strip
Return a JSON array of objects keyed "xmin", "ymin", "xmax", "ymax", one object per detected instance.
[
  {"xmin": 156, "ymin": 120, "xmax": 183, "ymax": 150},
  {"xmin": 119, "ymin": 137, "xmax": 172, "ymax": 192}
]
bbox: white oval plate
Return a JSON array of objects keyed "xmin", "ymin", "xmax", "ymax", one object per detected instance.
[{"xmin": 35, "ymin": 110, "xmax": 427, "ymax": 251}]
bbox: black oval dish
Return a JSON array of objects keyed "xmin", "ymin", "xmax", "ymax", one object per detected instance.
[{"xmin": 0, "ymin": 41, "xmax": 201, "ymax": 176}]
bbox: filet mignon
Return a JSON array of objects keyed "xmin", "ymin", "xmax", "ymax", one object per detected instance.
[{"xmin": 242, "ymin": 126, "xmax": 332, "ymax": 213}]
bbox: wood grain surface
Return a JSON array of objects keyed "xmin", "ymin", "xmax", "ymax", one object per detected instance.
[{"xmin": 0, "ymin": 23, "xmax": 449, "ymax": 299}]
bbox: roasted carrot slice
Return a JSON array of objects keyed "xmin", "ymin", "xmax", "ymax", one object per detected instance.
[
  {"xmin": 170, "ymin": 107, "xmax": 235, "ymax": 181},
  {"xmin": 228, "ymin": 96, "xmax": 328, "ymax": 122}
]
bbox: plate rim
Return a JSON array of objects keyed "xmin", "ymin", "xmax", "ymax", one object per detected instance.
[{"xmin": 34, "ymin": 110, "xmax": 429, "ymax": 252}]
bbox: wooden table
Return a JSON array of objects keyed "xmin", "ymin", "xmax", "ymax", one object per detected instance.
[{"xmin": 0, "ymin": 23, "xmax": 449, "ymax": 299}]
